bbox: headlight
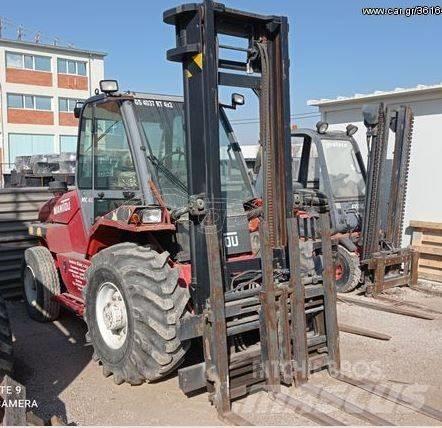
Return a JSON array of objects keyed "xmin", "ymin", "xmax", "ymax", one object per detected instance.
[
  {"xmin": 141, "ymin": 208, "xmax": 162, "ymax": 224},
  {"xmin": 250, "ymin": 231, "xmax": 260, "ymax": 254},
  {"xmin": 99, "ymin": 79, "xmax": 119, "ymax": 93},
  {"xmin": 316, "ymin": 121, "xmax": 329, "ymax": 134}
]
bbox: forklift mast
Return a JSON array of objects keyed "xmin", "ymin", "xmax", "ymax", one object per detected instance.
[
  {"xmin": 165, "ymin": 1, "xmax": 340, "ymax": 421},
  {"xmin": 164, "ymin": 1, "xmax": 293, "ymax": 310},
  {"xmin": 361, "ymin": 103, "xmax": 418, "ymax": 295},
  {"xmin": 361, "ymin": 103, "xmax": 414, "ymax": 257}
]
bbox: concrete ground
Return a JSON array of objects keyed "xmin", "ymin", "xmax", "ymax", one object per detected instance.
[{"xmin": 10, "ymin": 285, "xmax": 442, "ymax": 426}]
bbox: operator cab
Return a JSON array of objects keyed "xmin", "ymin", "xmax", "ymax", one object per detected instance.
[
  {"xmin": 292, "ymin": 122, "xmax": 366, "ymax": 234},
  {"xmin": 74, "ymin": 80, "xmax": 256, "ymax": 259}
]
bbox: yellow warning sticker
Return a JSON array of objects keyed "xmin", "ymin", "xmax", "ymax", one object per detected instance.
[
  {"xmin": 185, "ymin": 52, "xmax": 203, "ymax": 79},
  {"xmin": 192, "ymin": 53, "xmax": 203, "ymax": 69}
]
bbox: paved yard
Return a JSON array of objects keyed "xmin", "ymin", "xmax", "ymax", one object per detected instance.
[{"xmin": 9, "ymin": 286, "xmax": 442, "ymax": 425}]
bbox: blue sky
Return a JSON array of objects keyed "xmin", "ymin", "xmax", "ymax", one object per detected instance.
[{"xmin": 2, "ymin": 0, "xmax": 442, "ymax": 143}]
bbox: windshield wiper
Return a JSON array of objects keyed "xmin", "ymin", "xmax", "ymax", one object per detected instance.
[
  {"xmin": 95, "ymin": 120, "xmax": 120, "ymax": 144},
  {"xmin": 147, "ymin": 154, "xmax": 188, "ymax": 193}
]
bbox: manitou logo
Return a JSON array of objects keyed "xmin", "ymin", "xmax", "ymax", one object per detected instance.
[
  {"xmin": 224, "ymin": 231, "xmax": 239, "ymax": 248},
  {"xmin": 53, "ymin": 198, "xmax": 71, "ymax": 215}
]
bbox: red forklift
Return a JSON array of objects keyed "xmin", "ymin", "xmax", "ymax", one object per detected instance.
[
  {"xmin": 22, "ymin": 1, "xmax": 439, "ymax": 424},
  {"xmin": 23, "ymin": 1, "xmax": 343, "ymax": 422}
]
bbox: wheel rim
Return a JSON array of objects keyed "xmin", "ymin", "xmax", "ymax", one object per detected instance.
[
  {"xmin": 24, "ymin": 266, "xmax": 38, "ymax": 307},
  {"xmin": 335, "ymin": 251, "xmax": 350, "ymax": 287},
  {"xmin": 95, "ymin": 282, "xmax": 128, "ymax": 350},
  {"xmin": 335, "ymin": 262, "xmax": 344, "ymax": 281}
]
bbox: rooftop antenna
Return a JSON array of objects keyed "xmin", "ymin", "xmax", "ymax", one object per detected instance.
[
  {"xmin": 0, "ymin": 18, "xmax": 3, "ymax": 39},
  {"xmin": 34, "ymin": 32, "xmax": 41, "ymax": 43},
  {"xmin": 17, "ymin": 25, "xmax": 24, "ymax": 40}
]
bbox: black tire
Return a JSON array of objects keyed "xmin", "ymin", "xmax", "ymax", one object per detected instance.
[
  {"xmin": 84, "ymin": 243, "xmax": 190, "ymax": 385},
  {"xmin": 334, "ymin": 245, "xmax": 361, "ymax": 293},
  {"xmin": 0, "ymin": 297, "xmax": 14, "ymax": 380},
  {"xmin": 22, "ymin": 246, "xmax": 60, "ymax": 322}
]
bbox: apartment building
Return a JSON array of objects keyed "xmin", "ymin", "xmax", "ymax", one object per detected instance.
[{"xmin": 0, "ymin": 38, "xmax": 106, "ymax": 171}]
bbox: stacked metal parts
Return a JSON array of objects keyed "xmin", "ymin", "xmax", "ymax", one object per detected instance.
[{"xmin": 8, "ymin": 152, "xmax": 76, "ymax": 187}]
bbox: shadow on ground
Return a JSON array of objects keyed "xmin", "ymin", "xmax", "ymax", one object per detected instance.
[{"xmin": 9, "ymin": 301, "xmax": 92, "ymax": 424}]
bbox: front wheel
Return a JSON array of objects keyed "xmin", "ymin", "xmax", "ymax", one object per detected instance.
[{"xmin": 84, "ymin": 243, "xmax": 190, "ymax": 385}]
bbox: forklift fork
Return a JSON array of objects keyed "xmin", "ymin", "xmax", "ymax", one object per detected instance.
[{"xmin": 203, "ymin": 211, "xmax": 341, "ymax": 422}]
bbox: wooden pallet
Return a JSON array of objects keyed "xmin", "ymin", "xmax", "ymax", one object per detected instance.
[{"xmin": 410, "ymin": 220, "xmax": 442, "ymax": 283}]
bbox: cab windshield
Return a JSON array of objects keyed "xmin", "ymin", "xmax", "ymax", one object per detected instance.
[
  {"xmin": 321, "ymin": 138, "xmax": 365, "ymax": 199},
  {"xmin": 133, "ymin": 99, "xmax": 253, "ymax": 214}
]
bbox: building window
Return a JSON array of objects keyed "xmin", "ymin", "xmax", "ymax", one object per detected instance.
[
  {"xmin": 8, "ymin": 134, "xmax": 54, "ymax": 164},
  {"xmin": 57, "ymin": 58, "xmax": 87, "ymax": 76},
  {"xmin": 7, "ymin": 94, "xmax": 23, "ymax": 109},
  {"xmin": 59, "ymin": 97, "xmax": 83, "ymax": 113},
  {"xmin": 6, "ymin": 52, "xmax": 51, "ymax": 72},
  {"xmin": 7, "ymin": 94, "xmax": 52, "ymax": 111},
  {"xmin": 60, "ymin": 135, "xmax": 77, "ymax": 153}
]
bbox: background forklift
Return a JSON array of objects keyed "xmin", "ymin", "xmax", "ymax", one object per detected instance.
[
  {"xmin": 291, "ymin": 123, "xmax": 365, "ymax": 292},
  {"xmin": 291, "ymin": 103, "xmax": 418, "ymax": 295}
]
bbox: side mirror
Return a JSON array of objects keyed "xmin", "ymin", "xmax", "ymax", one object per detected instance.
[
  {"xmin": 73, "ymin": 101, "xmax": 84, "ymax": 119},
  {"xmin": 346, "ymin": 124, "xmax": 358, "ymax": 136},
  {"xmin": 220, "ymin": 93, "xmax": 245, "ymax": 110},
  {"xmin": 232, "ymin": 93, "xmax": 245, "ymax": 108}
]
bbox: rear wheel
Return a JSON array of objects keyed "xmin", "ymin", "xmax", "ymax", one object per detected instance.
[
  {"xmin": 334, "ymin": 245, "xmax": 361, "ymax": 293},
  {"xmin": 22, "ymin": 246, "xmax": 60, "ymax": 322},
  {"xmin": 84, "ymin": 243, "xmax": 190, "ymax": 385}
]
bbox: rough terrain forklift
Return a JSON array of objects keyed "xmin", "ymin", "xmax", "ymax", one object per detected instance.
[
  {"xmin": 21, "ymin": 1, "xmax": 441, "ymax": 425},
  {"xmin": 291, "ymin": 104, "xmax": 418, "ymax": 295},
  {"xmin": 22, "ymin": 1, "xmax": 342, "ymax": 421}
]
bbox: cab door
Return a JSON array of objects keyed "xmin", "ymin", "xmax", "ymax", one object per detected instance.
[
  {"xmin": 76, "ymin": 103, "xmax": 94, "ymax": 227},
  {"xmin": 292, "ymin": 133, "xmax": 323, "ymax": 191},
  {"xmin": 76, "ymin": 100, "xmax": 142, "ymax": 229}
]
